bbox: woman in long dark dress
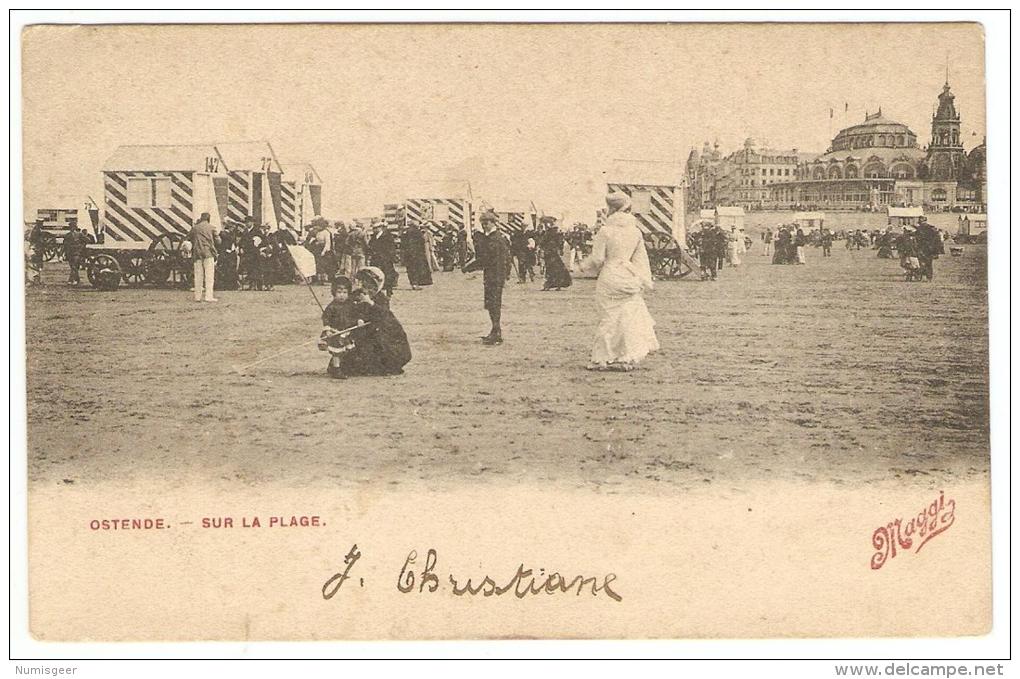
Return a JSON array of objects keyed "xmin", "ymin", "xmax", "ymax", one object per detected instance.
[
  {"xmin": 772, "ymin": 227, "xmax": 791, "ymax": 264},
  {"xmin": 540, "ymin": 220, "xmax": 572, "ymax": 290},
  {"xmin": 401, "ymin": 223, "xmax": 433, "ymax": 290},
  {"xmin": 335, "ymin": 267, "xmax": 412, "ymax": 377}
]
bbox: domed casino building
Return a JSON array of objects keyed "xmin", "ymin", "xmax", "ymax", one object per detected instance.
[{"xmin": 772, "ymin": 81, "xmax": 986, "ymax": 211}]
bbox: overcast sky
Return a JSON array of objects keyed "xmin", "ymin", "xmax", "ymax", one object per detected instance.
[{"xmin": 22, "ymin": 22, "xmax": 986, "ymax": 223}]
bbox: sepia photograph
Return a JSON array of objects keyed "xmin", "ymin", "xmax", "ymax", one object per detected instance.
[{"xmin": 11, "ymin": 13, "xmax": 1007, "ymax": 660}]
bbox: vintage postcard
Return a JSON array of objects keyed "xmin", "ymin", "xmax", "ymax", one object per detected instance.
[{"xmin": 18, "ymin": 20, "xmax": 994, "ymax": 643}]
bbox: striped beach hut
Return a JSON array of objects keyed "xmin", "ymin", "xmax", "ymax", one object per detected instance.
[
  {"xmin": 403, "ymin": 180, "xmax": 474, "ymax": 236},
  {"xmin": 604, "ymin": 159, "xmax": 687, "ymax": 245},
  {"xmin": 28, "ymin": 193, "xmax": 102, "ymax": 235},
  {"xmin": 279, "ymin": 162, "xmax": 323, "ymax": 233},
  {"xmin": 477, "ymin": 198, "xmax": 538, "ymax": 235},
  {"xmin": 216, "ymin": 141, "xmax": 285, "ymax": 230},
  {"xmin": 101, "ymin": 144, "xmax": 230, "ymax": 243}
]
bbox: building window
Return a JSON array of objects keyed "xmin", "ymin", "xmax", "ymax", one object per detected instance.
[
  {"xmin": 431, "ymin": 203, "xmax": 451, "ymax": 221},
  {"xmin": 126, "ymin": 176, "xmax": 172, "ymax": 208},
  {"xmin": 630, "ymin": 190, "xmax": 651, "ymax": 213}
]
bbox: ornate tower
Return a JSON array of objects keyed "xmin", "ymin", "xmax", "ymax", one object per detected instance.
[{"xmin": 924, "ymin": 80, "xmax": 965, "ymax": 181}]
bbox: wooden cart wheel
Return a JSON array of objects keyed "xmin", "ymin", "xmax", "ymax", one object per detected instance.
[
  {"xmin": 83, "ymin": 255, "xmax": 98, "ymax": 286},
  {"xmin": 660, "ymin": 253, "xmax": 681, "ymax": 279},
  {"xmin": 42, "ymin": 233, "xmax": 62, "ymax": 262},
  {"xmin": 144, "ymin": 233, "xmax": 192, "ymax": 288},
  {"xmin": 87, "ymin": 253, "xmax": 120, "ymax": 288},
  {"xmin": 118, "ymin": 252, "xmax": 147, "ymax": 287}
]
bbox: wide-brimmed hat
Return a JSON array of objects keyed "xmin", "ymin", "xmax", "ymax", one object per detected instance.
[{"xmin": 355, "ymin": 266, "xmax": 385, "ymax": 289}]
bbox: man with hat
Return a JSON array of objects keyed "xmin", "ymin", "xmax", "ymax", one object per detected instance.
[
  {"xmin": 188, "ymin": 212, "xmax": 220, "ymax": 302},
  {"xmin": 896, "ymin": 224, "xmax": 921, "ymax": 281},
  {"xmin": 914, "ymin": 215, "xmax": 943, "ymax": 282},
  {"xmin": 463, "ymin": 209, "xmax": 509, "ymax": 345},
  {"xmin": 62, "ymin": 225, "xmax": 88, "ymax": 286}
]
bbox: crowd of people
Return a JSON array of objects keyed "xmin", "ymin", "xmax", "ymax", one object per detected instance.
[
  {"xmin": 687, "ymin": 224, "xmax": 748, "ymax": 280},
  {"xmin": 28, "ymin": 198, "xmax": 957, "ymax": 381},
  {"xmin": 768, "ymin": 225, "xmax": 809, "ymax": 265}
]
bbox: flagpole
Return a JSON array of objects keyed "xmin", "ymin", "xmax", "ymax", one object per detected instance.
[{"xmin": 287, "ymin": 243, "xmax": 326, "ymax": 312}]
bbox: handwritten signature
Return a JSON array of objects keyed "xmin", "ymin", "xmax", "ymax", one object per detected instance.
[
  {"xmin": 870, "ymin": 490, "xmax": 956, "ymax": 570},
  {"xmin": 322, "ymin": 546, "xmax": 622, "ymax": 602}
]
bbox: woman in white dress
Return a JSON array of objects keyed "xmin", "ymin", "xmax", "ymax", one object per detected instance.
[
  {"xmin": 577, "ymin": 193, "xmax": 660, "ymax": 372},
  {"xmin": 727, "ymin": 226, "xmax": 744, "ymax": 266}
]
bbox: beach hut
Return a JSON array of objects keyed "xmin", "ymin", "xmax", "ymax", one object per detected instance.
[
  {"xmin": 478, "ymin": 198, "xmax": 538, "ymax": 235},
  {"xmin": 215, "ymin": 141, "xmax": 285, "ymax": 230},
  {"xmin": 887, "ymin": 206, "xmax": 924, "ymax": 230},
  {"xmin": 279, "ymin": 162, "xmax": 323, "ymax": 233},
  {"xmin": 403, "ymin": 180, "xmax": 474, "ymax": 236},
  {"xmin": 101, "ymin": 143, "xmax": 230, "ymax": 243},
  {"xmin": 27, "ymin": 193, "xmax": 102, "ymax": 236},
  {"xmin": 717, "ymin": 206, "xmax": 748, "ymax": 233},
  {"xmin": 604, "ymin": 159, "xmax": 686, "ymax": 245},
  {"xmin": 957, "ymin": 213, "xmax": 987, "ymax": 242}
]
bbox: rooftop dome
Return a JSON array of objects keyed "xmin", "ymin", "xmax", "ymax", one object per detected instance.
[
  {"xmin": 814, "ymin": 146, "xmax": 927, "ymax": 164},
  {"xmin": 837, "ymin": 114, "xmax": 914, "ymax": 136},
  {"xmin": 826, "ymin": 109, "xmax": 919, "ymax": 155},
  {"xmin": 968, "ymin": 141, "xmax": 986, "ymax": 163}
]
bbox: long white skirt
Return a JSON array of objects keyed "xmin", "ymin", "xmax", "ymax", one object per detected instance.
[{"xmin": 590, "ymin": 263, "xmax": 660, "ymax": 365}]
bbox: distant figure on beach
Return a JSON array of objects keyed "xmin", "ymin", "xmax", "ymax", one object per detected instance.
[
  {"xmin": 539, "ymin": 217, "xmax": 572, "ymax": 291},
  {"xmin": 402, "ymin": 222, "xmax": 433, "ymax": 290}
]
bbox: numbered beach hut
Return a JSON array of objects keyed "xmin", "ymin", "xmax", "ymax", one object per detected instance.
[
  {"xmin": 215, "ymin": 141, "xmax": 285, "ymax": 230},
  {"xmin": 604, "ymin": 159, "xmax": 687, "ymax": 245},
  {"xmin": 279, "ymin": 162, "xmax": 324, "ymax": 232},
  {"xmin": 403, "ymin": 180, "xmax": 474, "ymax": 236},
  {"xmin": 101, "ymin": 143, "xmax": 231, "ymax": 243}
]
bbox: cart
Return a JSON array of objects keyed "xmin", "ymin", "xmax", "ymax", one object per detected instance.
[
  {"xmin": 644, "ymin": 231, "xmax": 697, "ymax": 280},
  {"xmin": 82, "ymin": 233, "xmax": 193, "ymax": 289}
]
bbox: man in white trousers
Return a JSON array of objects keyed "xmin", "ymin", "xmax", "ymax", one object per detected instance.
[{"xmin": 188, "ymin": 212, "xmax": 220, "ymax": 302}]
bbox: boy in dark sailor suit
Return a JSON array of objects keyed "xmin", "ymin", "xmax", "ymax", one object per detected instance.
[{"xmin": 463, "ymin": 210, "xmax": 509, "ymax": 345}]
